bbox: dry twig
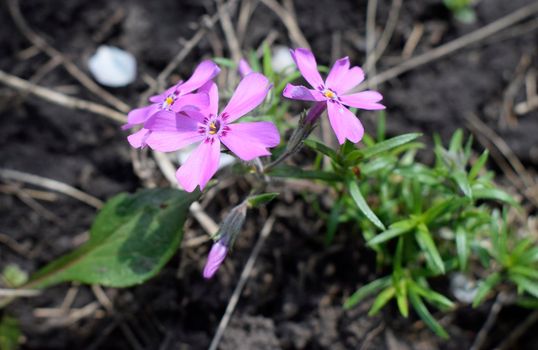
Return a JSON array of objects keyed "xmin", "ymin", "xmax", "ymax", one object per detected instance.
[
  {"xmin": 0, "ymin": 70, "xmax": 127, "ymax": 123},
  {"xmin": 259, "ymin": 0, "xmax": 310, "ymax": 49},
  {"xmin": 208, "ymin": 215, "xmax": 276, "ymax": 350}
]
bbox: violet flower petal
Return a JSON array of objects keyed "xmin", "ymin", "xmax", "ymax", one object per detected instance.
[
  {"xmin": 203, "ymin": 241, "xmax": 228, "ymax": 279},
  {"xmin": 178, "ymin": 60, "xmax": 221, "ymax": 94},
  {"xmin": 198, "ymin": 81, "xmax": 219, "ymax": 116},
  {"xmin": 340, "ymin": 91, "xmax": 385, "ymax": 110},
  {"xmin": 126, "ymin": 104, "xmax": 159, "ymax": 125},
  {"xmin": 337, "ymin": 66, "xmax": 365, "ymax": 94},
  {"xmin": 220, "ymin": 121, "xmax": 280, "ymax": 161},
  {"xmin": 282, "ymin": 83, "xmax": 325, "ymax": 101},
  {"xmin": 142, "ymin": 110, "xmax": 178, "ymax": 131},
  {"xmin": 148, "ymin": 84, "xmax": 180, "ymax": 103},
  {"xmin": 326, "ymin": 102, "xmax": 364, "ymax": 144},
  {"xmin": 325, "ymin": 57, "xmax": 350, "ymax": 91},
  {"xmin": 127, "ymin": 128, "xmax": 151, "ymax": 148},
  {"xmin": 145, "ymin": 131, "xmax": 205, "ymax": 153},
  {"xmin": 238, "ymin": 59, "xmax": 253, "ymax": 78},
  {"xmin": 176, "ymin": 139, "xmax": 221, "ymax": 192},
  {"xmin": 290, "ymin": 48, "xmax": 324, "ymax": 89},
  {"xmin": 221, "ymin": 73, "xmax": 271, "ymax": 122},
  {"xmin": 170, "ymin": 92, "xmax": 210, "ymax": 112}
]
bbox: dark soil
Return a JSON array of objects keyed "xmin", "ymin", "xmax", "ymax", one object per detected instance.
[{"xmin": 1, "ymin": 0, "xmax": 537, "ymax": 349}]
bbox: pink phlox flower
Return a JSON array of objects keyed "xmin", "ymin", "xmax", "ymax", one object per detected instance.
[
  {"xmin": 125, "ymin": 60, "xmax": 221, "ymax": 148},
  {"xmin": 203, "ymin": 241, "xmax": 228, "ymax": 279},
  {"xmin": 238, "ymin": 58, "xmax": 253, "ymax": 78},
  {"xmin": 283, "ymin": 48, "xmax": 385, "ymax": 144},
  {"xmin": 143, "ymin": 73, "xmax": 280, "ymax": 192}
]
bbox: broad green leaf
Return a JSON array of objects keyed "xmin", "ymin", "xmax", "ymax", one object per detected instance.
[
  {"xmin": 247, "ymin": 193, "xmax": 279, "ymax": 208},
  {"xmin": 469, "ymin": 149, "xmax": 489, "ymax": 180},
  {"xmin": 361, "ymin": 133, "xmax": 422, "ymax": 159},
  {"xmin": 344, "ymin": 276, "xmax": 391, "ymax": 309},
  {"xmin": 0, "ymin": 315, "xmax": 20, "ymax": 350},
  {"xmin": 268, "ymin": 165, "xmax": 341, "ymax": 182},
  {"xmin": 416, "ymin": 224, "xmax": 445, "ymax": 274},
  {"xmin": 348, "ymin": 180, "xmax": 385, "ymax": 230},
  {"xmin": 25, "ymin": 189, "xmax": 199, "ymax": 288},
  {"xmin": 409, "ymin": 288, "xmax": 449, "ymax": 339},
  {"xmin": 368, "ymin": 220, "xmax": 415, "ymax": 246},
  {"xmin": 303, "ymin": 139, "xmax": 339, "ymax": 161},
  {"xmin": 368, "ymin": 286, "xmax": 396, "ymax": 316},
  {"xmin": 473, "ymin": 272, "xmax": 501, "ymax": 307}
]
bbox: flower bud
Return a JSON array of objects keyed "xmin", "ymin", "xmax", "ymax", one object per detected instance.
[
  {"xmin": 202, "ymin": 203, "xmax": 247, "ymax": 279},
  {"xmin": 238, "ymin": 59, "xmax": 253, "ymax": 78}
]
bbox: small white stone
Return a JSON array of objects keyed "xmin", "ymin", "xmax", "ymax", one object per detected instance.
[
  {"xmin": 88, "ymin": 45, "xmax": 137, "ymax": 87},
  {"xmin": 450, "ymin": 273, "xmax": 478, "ymax": 304},
  {"xmin": 272, "ymin": 46, "xmax": 295, "ymax": 74}
]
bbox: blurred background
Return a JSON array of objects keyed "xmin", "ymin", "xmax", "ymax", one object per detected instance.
[{"xmin": 1, "ymin": 0, "xmax": 537, "ymax": 349}]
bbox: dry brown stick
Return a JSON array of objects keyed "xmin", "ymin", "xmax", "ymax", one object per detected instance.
[
  {"xmin": 365, "ymin": 0, "xmax": 378, "ymax": 89},
  {"xmin": 470, "ymin": 292, "xmax": 510, "ymax": 350},
  {"xmin": 259, "ymin": 0, "xmax": 310, "ymax": 49},
  {"xmin": 208, "ymin": 215, "xmax": 276, "ymax": 350},
  {"xmin": 365, "ymin": 0, "xmax": 402, "ymax": 71},
  {"xmin": 236, "ymin": 0, "xmax": 257, "ymax": 45},
  {"xmin": 0, "ymin": 70, "xmax": 127, "ymax": 123},
  {"xmin": 0, "ymin": 288, "xmax": 41, "ymax": 297},
  {"xmin": 7, "ymin": 0, "xmax": 130, "ymax": 112},
  {"xmin": 401, "ymin": 23, "xmax": 424, "ymax": 59},
  {"xmin": 362, "ymin": 1, "xmax": 538, "ymax": 88},
  {"xmin": 216, "ymin": 0, "xmax": 243, "ymax": 63},
  {"xmin": 0, "ymin": 168, "xmax": 103, "ymax": 209}
]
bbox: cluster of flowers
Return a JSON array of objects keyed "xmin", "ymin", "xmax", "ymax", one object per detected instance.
[{"xmin": 125, "ymin": 48, "xmax": 385, "ymax": 278}]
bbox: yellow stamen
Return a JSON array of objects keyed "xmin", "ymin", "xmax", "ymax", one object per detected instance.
[
  {"xmin": 165, "ymin": 96, "xmax": 174, "ymax": 105},
  {"xmin": 209, "ymin": 122, "xmax": 218, "ymax": 135},
  {"xmin": 323, "ymin": 90, "xmax": 335, "ymax": 99}
]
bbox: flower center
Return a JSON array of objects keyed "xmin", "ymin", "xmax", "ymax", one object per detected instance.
[
  {"xmin": 162, "ymin": 95, "xmax": 175, "ymax": 110},
  {"xmin": 323, "ymin": 89, "xmax": 336, "ymax": 99},
  {"xmin": 165, "ymin": 96, "xmax": 174, "ymax": 105},
  {"xmin": 208, "ymin": 120, "xmax": 220, "ymax": 135}
]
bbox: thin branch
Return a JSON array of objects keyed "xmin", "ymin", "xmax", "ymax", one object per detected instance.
[
  {"xmin": 216, "ymin": 0, "xmax": 243, "ymax": 63},
  {"xmin": 362, "ymin": 2, "xmax": 538, "ymax": 88},
  {"xmin": 7, "ymin": 0, "xmax": 131, "ymax": 112},
  {"xmin": 0, "ymin": 70, "xmax": 127, "ymax": 123},
  {"xmin": 365, "ymin": 0, "xmax": 402, "ymax": 71},
  {"xmin": 365, "ymin": 0, "xmax": 378, "ymax": 88},
  {"xmin": 259, "ymin": 0, "xmax": 310, "ymax": 49},
  {"xmin": 208, "ymin": 215, "xmax": 276, "ymax": 350},
  {"xmin": 0, "ymin": 168, "xmax": 103, "ymax": 209}
]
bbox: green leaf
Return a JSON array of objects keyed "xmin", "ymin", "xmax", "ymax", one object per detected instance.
[
  {"xmin": 361, "ymin": 133, "xmax": 422, "ymax": 159},
  {"xmin": 368, "ymin": 286, "xmax": 396, "ymax": 316},
  {"xmin": 473, "ymin": 188, "xmax": 519, "ymax": 207},
  {"xmin": 449, "ymin": 129, "xmax": 463, "ymax": 154},
  {"xmin": 25, "ymin": 189, "xmax": 199, "ymax": 288},
  {"xmin": 455, "ymin": 226, "xmax": 469, "ymax": 271},
  {"xmin": 303, "ymin": 139, "xmax": 339, "ymax": 161},
  {"xmin": 469, "ymin": 149, "xmax": 489, "ymax": 180},
  {"xmin": 377, "ymin": 110, "xmax": 386, "ymax": 142},
  {"xmin": 268, "ymin": 165, "xmax": 341, "ymax": 182},
  {"xmin": 368, "ymin": 220, "xmax": 415, "ymax": 246},
  {"xmin": 421, "ymin": 197, "xmax": 467, "ymax": 224},
  {"xmin": 344, "ymin": 276, "xmax": 391, "ymax": 309},
  {"xmin": 325, "ymin": 198, "xmax": 344, "ymax": 245},
  {"xmin": 416, "ymin": 224, "xmax": 445, "ymax": 274},
  {"xmin": 212, "ymin": 57, "xmax": 236, "ymax": 68},
  {"xmin": 0, "ymin": 315, "xmax": 20, "ymax": 350},
  {"xmin": 395, "ymin": 277, "xmax": 409, "ymax": 318},
  {"xmin": 348, "ymin": 180, "xmax": 385, "ymax": 230},
  {"xmin": 408, "ymin": 288, "xmax": 449, "ymax": 339},
  {"xmin": 510, "ymin": 274, "xmax": 538, "ymax": 298},
  {"xmin": 452, "ymin": 171, "xmax": 472, "ymax": 199},
  {"xmin": 473, "ymin": 272, "xmax": 501, "ymax": 307},
  {"xmin": 247, "ymin": 193, "xmax": 279, "ymax": 208},
  {"xmin": 408, "ymin": 280, "xmax": 454, "ymax": 310},
  {"xmin": 262, "ymin": 42, "xmax": 274, "ymax": 81}
]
